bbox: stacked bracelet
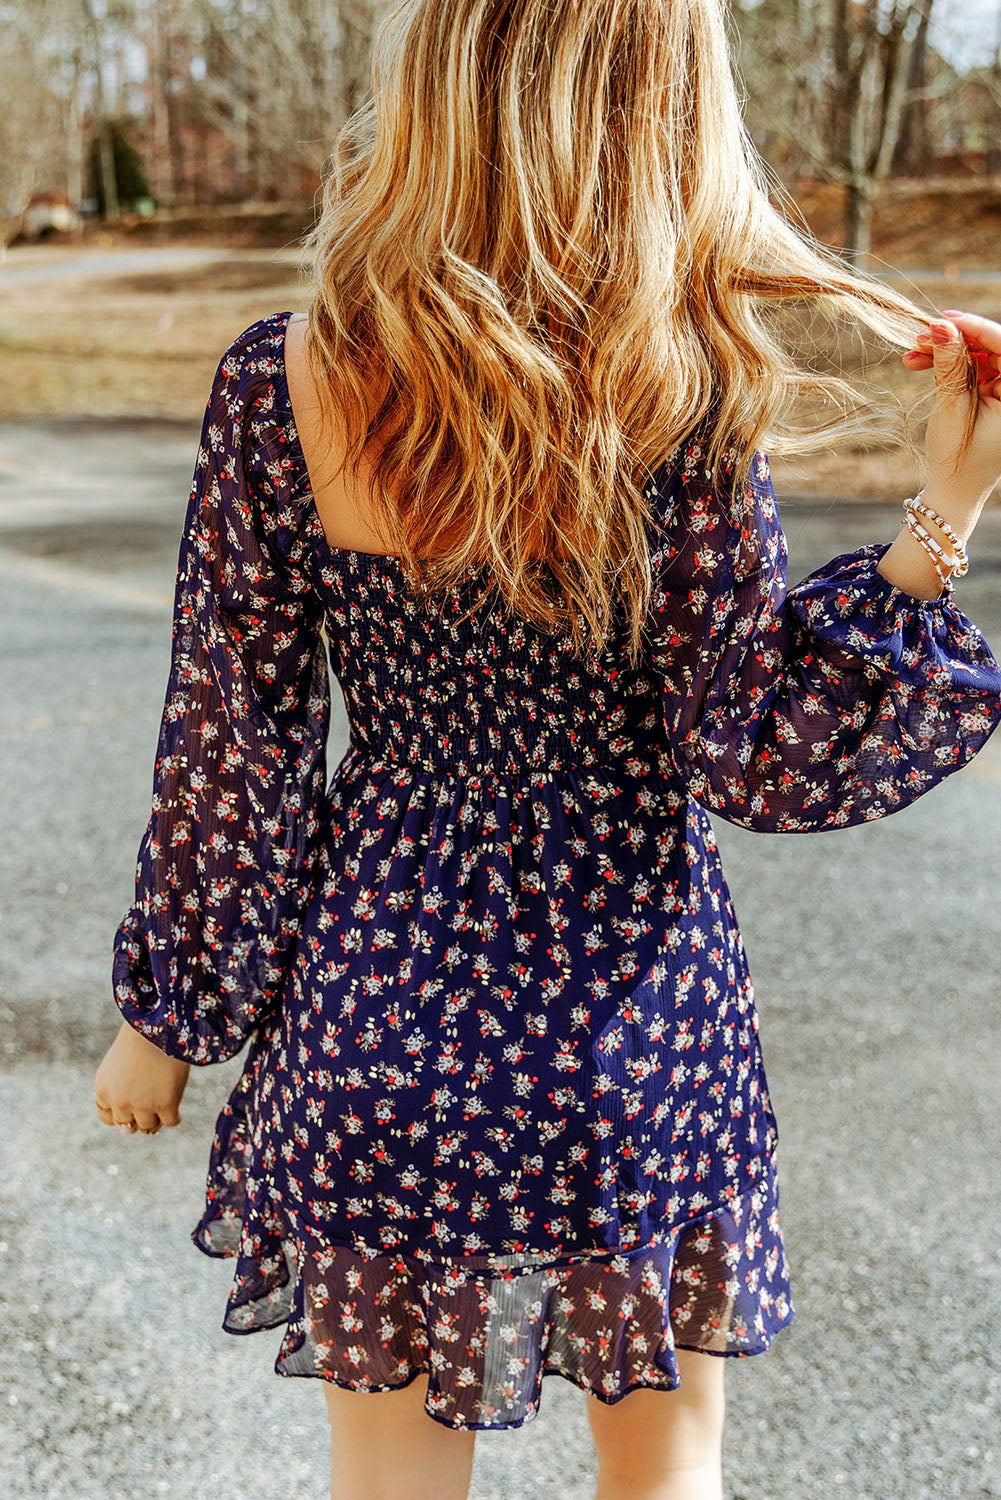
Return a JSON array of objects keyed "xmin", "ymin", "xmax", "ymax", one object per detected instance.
[
  {"xmin": 903, "ymin": 494, "xmax": 969, "ymax": 576},
  {"xmin": 903, "ymin": 512, "xmax": 955, "ymax": 594},
  {"xmin": 901, "ymin": 491, "xmax": 969, "ymax": 594}
]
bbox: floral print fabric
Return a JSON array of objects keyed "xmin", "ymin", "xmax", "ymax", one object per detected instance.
[
  {"xmin": 197, "ymin": 1044, "xmax": 791, "ymax": 1429},
  {"xmin": 114, "ymin": 311, "xmax": 1001, "ymax": 1429}
]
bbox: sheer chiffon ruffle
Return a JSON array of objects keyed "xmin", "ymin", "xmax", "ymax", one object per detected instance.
[{"xmin": 193, "ymin": 1074, "xmax": 794, "ymax": 1430}]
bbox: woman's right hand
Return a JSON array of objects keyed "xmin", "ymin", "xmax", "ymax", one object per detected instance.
[
  {"xmin": 94, "ymin": 1020, "xmax": 190, "ymax": 1135},
  {"xmin": 903, "ymin": 311, "xmax": 1001, "ymax": 517}
]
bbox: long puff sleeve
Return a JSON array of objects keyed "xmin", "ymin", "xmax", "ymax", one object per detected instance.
[
  {"xmin": 112, "ymin": 319, "xmax": 330, "ymax": 1063},
  {"xmin": 645, "ymin": 438, "xmax": 1001, "ymax": 832}
]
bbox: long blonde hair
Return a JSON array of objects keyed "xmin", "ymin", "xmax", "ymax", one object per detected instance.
[{"xmin": 299, "ymin": 0, "xmax": 975, "ymax": 665}]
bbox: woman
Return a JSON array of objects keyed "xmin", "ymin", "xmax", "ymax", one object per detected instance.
[{"xmin": 94, "ymin": 2, "xmax": 1001, "ymax": 1498}]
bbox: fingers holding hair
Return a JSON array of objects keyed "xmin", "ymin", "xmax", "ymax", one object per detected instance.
[
  {"xmin": 901, "ymin": 317, "xmax": 983, "ymax": 399},
  {"xmin": 939, "ymin": 309, "xmax": 1001, "ymax": 355},
  {"xmin": 929, "ymin": 319, "xmax": 978, "ymax": 403}
]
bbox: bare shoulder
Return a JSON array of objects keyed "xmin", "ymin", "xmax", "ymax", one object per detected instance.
[
  {"xmin": 280, "ymin": 308, "xmax": 401, "ymax": 470},
  {"xmin": 283, "ymin": 311, "xmax": 320, "ymax": 415}
]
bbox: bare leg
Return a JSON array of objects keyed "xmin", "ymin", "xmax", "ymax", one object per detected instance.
[
  {"xmin": 585, "ymin": 1347, "xmax": 726, "ymax": 1500},
  {"xmin": 323, "ymin": 1371, "xmax": 477, "ymax": 1500}
]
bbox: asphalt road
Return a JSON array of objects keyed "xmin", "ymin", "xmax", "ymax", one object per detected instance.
[
  {"xmin": 3, "ymin": 241, "xmax": 998, "ymax": 289},
  {"xmin": 0, "ymin": 245, "xmax": 291, "ymax": 284},
  {"xmin": 1, "ymin": 416, "xmax": 1000, "ymax": 1500}
]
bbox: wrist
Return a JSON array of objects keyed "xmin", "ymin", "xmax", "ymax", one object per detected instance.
[
  {"xmin": 876, "ymin": 522, "xmax": 952, "ymax": 602},
  {"xmin": 919, "ymin": 480, "xmax": 984, "ymax": 539},
  {"xmin": 118, "ymin": 1017, "xmax": 187, "ymax": 1068}
]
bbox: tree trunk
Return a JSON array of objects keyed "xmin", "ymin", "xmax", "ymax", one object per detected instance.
[
  {"xmin": 66, "ymin": 46, "xmax": 85, "ymax": 229},
  {"xmin": 829, "ymin": 0, "xmax": 933, "ymax": 257},
  {"xmin": 844, "ymin": 178, "xmax": 875, "ymax": 263},
  {"xmin": 81, "ymin": 0, "xmax": 120, "ymax": 220},
  {"xmin": 97, "ymin": 119, "xmax": 120, "ymax": 220},
  {"xmin": 988, "ymin": 43, "xmax": 1001, "ymax": 175},
  {"xmin": 892, "ymin": 0, "xmax": 934, "ymax": 176}
]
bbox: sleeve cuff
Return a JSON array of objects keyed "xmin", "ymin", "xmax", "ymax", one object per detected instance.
[{"xmin": 786, "ymin": 540, "xmax": 1001, "ymax": 694}]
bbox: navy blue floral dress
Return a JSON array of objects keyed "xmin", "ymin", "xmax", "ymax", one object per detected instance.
[{"xmin": 113, "ymin": 310, "xmax": 1001, "ymax": 1430}]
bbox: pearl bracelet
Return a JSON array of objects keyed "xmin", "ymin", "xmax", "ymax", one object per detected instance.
[{"xmin": 903, "ymin": 492, "xmax": 969, "ymax": 577}]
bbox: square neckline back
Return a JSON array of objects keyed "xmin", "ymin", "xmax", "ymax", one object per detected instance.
[
  {"xmin": 275, "ymin": 309, "xmax": 407, "ymax": 573},
  {"xmin": 273, "ymin": 309, "xmax": 560, "ymax": 583}
]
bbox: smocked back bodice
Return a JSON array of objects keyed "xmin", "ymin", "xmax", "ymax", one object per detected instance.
[{"xmin": 308, "ymin": 548, "xmax": 664, "ymax": 777}]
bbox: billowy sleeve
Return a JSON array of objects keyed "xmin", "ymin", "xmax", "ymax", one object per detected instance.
[
  {"xmin": 645, "ymin": 439, "xmax": 1001, "ymax": 832},
  {"xmin": 112, "ymin": 319, "xmax": 330, "ymax": 1062}
]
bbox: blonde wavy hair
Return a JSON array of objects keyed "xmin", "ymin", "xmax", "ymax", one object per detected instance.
[{"xmin": 299, "ymin": 0, "xmax": 977, "ymax": 666}]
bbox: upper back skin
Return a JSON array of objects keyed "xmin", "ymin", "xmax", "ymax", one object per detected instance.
[
  {"xmin": 283, "ymin": 310, "xmax": 554, "ymax": 566},
  {"xmin": 283, "ymin": 310, "xmax": 401, "ymax": 557}
]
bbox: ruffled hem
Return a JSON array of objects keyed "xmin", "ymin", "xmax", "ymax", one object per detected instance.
[{"xmin": 192, "ymin": 1147, "xmax": 796, "ymax": 1431}]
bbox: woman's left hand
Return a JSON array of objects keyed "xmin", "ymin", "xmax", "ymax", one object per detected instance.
[
  {"xmin": 94, "ymin": 1021, "xmax": 190, "ymax": 1135},
  {"xmin": 902, "ymin": 309, "xmax": 1001, "ymax": 386}
]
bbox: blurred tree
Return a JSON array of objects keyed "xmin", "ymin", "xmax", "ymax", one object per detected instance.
[
  {"xmin": 145, "ymin": 0, "xmax": 186, "ymax": 208},
  {"xmin": 891, "ymin": 0, "xmax": 935, "ymax": 175},
  {"xmin": 87, "ymin": 117, "xmax": 152, "ymax": 214},
  {"xmin": 962, "ymin": 14, "xmax": 1001, "ymax": 175},
  {"xmin": 730, "ymin": 0, "xmax": 829, "ymax": 181},
  {"xmin": 80, "ymin": 0, "xmax": 119, "ymax": 220},
  {"xmin": 7, "ymin": 0, "xmax": 1000, "ymax": 244},
  {"xmin": 0, "ymin": 0, "xmax": 68, "ymax": 247},
  {"xmin": 733, "ymin": 0, "xmax": 940, "ymax": 259},
  {"xmin": 829, "ymin": 0, "xmax": 936, "ymax": 258},
  {"xmin": 189, "ymin": 0, "xmax": 390, "ymax": 195}
]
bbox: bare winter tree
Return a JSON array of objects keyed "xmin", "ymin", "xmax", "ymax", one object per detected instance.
[
  {"xmin": 729, "ymin": 0, "xmax": 830, "ymax": 181},
  {"xmin": 732, "ymin": 0, "xmax": 949, "ymax": 258},
  {"xmin": 143, "ymin": 0, "xmax": 188, "ymax": 207},
  {"xmin": 80, "ymin": 0, "xmax": 120, "ymax": 218},
  {"xmin": 0, "ymin": 0, "xmax": 73, "ymax": 247},
  {"xmin": 829, "ymin": 0, "xmax": 937, "ymax": 258},
  {"xmin": 891, "ymin": 0, "xmax": 935, "ymax": 175},
  {"xmin": 960, "ymin": 12, "xmax": 1001, "ymax": 177},
  {"xmin": 188, "ymin": 0, "xmax": 393, "ymax": 201},
  {"xmin": 13, "ymin": 0, "xmax": 1000, "ymax": 240}
]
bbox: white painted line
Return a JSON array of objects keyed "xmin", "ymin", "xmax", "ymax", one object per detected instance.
[
  {"xmin": 0, "ymin": 547, "xmax": 172, "ymax": 610},
  {"xmin": 965, "ymin": 750, "xmax": 1001, "ymax": 784}
]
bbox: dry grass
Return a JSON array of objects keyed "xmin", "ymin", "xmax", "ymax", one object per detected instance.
[
  {"xmin": 0, "ymin": 254, "xmax": 305, "ymax": 421},
  {"xmin": 2, "ymin": 242, "xmax": 1001, "ymax": 502},
  {"xmin": 761, "ymin": 271, "xmax": 1001, "ymax": 502},
  {"xmin": 788, "ymin": 176, "xmax": 1001, "ymax": 273}
]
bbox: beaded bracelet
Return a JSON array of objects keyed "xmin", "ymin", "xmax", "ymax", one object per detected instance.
[
  {"xmin": 903, "ymin": 492, "xmax": 969, "ymax": 577},
  {"xmin": 903, "ymin": 510, "xmax": 955, "ymax": 593}
]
